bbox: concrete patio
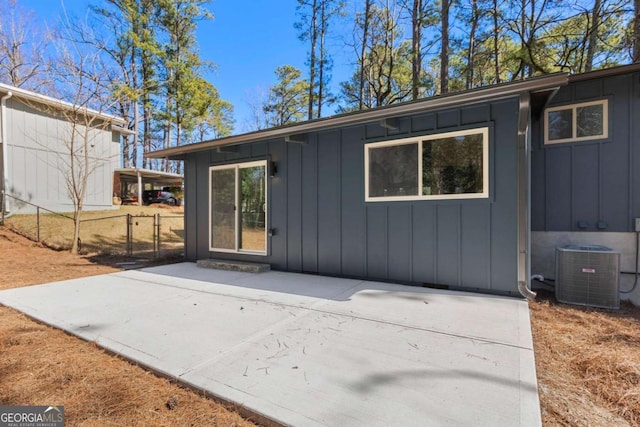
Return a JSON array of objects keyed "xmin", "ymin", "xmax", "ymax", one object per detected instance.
[{"xmin": 0, "ymin": 262, "xmax": 541, "ymax": 426}]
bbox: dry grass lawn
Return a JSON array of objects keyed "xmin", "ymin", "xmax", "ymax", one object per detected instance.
[
  {"xmin": 4, "ymin": 205, "xmax": 185, "ymax": 255},
  {"xmin": 0, "ymin": 226, "xmax": 255, "ymax": 426},
  {"xmin": 1, "ymin": 224, "xmax": 640, "ymax": 426}
]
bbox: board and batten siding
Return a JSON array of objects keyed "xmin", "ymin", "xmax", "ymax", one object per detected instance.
[
  {"xmin": 531, "ymin": 70, "xmax": 640, "ymax": 232},
  {"xmin": 5, "ymin": 97, "xmax": 119, "ymax": 213},
  {"xmin": 185, "ymin": 97, "xmax": 521, "ymax": 294}
]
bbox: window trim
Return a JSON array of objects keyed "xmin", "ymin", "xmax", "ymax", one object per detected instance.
[
  {"xmin": 364, "ymin": 127, "xmax": 490, "ymax": 202},
  {"xmin": 209, "ymin": 160, "xmax": 268, "ymax": 255},
  {"xmin": 544, "ymin": 99, "xmax": 608, "ymax": 145}
]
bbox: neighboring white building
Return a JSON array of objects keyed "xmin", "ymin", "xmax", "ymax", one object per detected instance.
[{"xmin": 0, "ymin": 83, "xmax": 130, "ymax": 214}]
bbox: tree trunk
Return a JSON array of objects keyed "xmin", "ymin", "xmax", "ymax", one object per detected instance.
[
  {"xmin": 411, "ymin": 0, "xmax": 422, "ymax": 100},
  {"xmin": 585, "ymin": 0, "xmax": 601, "ymax": 72},
  {"xmin": 122, "ymin": 135, "xmax": 131, "ymax": 168},
  {"xmin": 131, "ymin": 39, "xmax": 138, "ymax": 169},
  {"xmin": 440, "ymin": 0, "xmax": 450, "ymax": 94},
  {"xmin": 358, "ymin": 0, "xmax": 372, "ymax": 110},
  {"xmin": 317, "ymin": 0, "xmax": 326, "ymax": 117},
  {"xmin": 634, "ymin": 0, "xmax": 640, "ymax": 62},
  {"xmin": 71, "ymin": 207, "xmax": 82, "ymax": 255},
  {"xmin": 466, "ymin": 0, "xmax": 478, "ymax": 90},
  {"xmin": 527, "ymin": 0, "xmax": 534, "ymax": 77},
  {"xmin": 141, "ymin": 3, "xmax": 153, "ymax": 170},
  {"xmin": 308, "ymin": 0, "xmax": 318, "ymax": 120},
  {"xmin": 493, "ymin": 0, "xmax": 500, "ymax": 83}
]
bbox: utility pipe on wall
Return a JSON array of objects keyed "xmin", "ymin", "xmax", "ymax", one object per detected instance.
[{"xmin": 1, "ymin": 90, "xmax": 13, "ymax": 222}]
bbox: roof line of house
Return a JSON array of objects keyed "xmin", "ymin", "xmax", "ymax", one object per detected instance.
[
  {"xmin": 567, "ymin": 62, "xmax": 640, "ymax": 82},
  {"xmin": 147, "ymin": 72, "xmax": 569, "ymax": 160},
  {"xmin": 0, "ymin": 82, "xmax": 127, "ymax": 129}
]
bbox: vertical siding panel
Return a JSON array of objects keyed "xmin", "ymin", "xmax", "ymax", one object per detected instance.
[
  {"xmin": 366, "ymin": 205, "xmax": 387, "ymax": 279},
  {"xmin": 388, "ymin": 205, "xmax": 411, "ymax": 282},
  {"xmin": 286, "ymin": 143, "xmax": 303, "ymax": 271},
  {"xmin": 632, "ymin": 73, "xmax": 640, "ymax": 223},
  {"xmin": 601, "ymin": 76, "xmax": 631, "ymax": 230},
  {"xmin": 269, "ymin": 140, "xmax": 287, "ymax": 269},
  {"xmin": 530, "ymin": 149, "xmax": 545, "ymax": 230},
  {"xmin": 460, "ymin": 204, "xmax": 491, "ymax": 289},
  {"xmin": 317, "ymin": 131, "xmax": 341, "ymax": 274},
  {"xmin": 412, "ymin": 205, "xmax": 436, "ymax": 283},
  {"xmin": 545, "ymin": 147, "xmax": 572, "ymax": 230},
  {"xmin": 195, "ymin": 155, "xmax": 210, "ymax": 259},
  {"xmin": 24, "ymin": 148, "xmax": 37, "ymax": 201},
  {"xmin": 571, "ymin": 144, "xmax": 599, "ymax": 229},
  {"xmin": 490, "ymin": 99, "xmax": 518, "ymax": 292},
  {"xmin": 302, "ymin": 135, "xmax": 318, "ymax": 272},
  {"xmin": 340, "ymin": 127, "xmax": 366, "ymax": 277},
  {"xmin": 436, "ymin": 204, "xmax": 460, "ymax": 286}
]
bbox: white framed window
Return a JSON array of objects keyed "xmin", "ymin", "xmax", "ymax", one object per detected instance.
[
  {"xmin": 364, "ymin": 127, "xmax": 489, "ymax": 202},
  {"xmin": 544, "ymin": 99, "xmax": 608, "ymax": 144}
]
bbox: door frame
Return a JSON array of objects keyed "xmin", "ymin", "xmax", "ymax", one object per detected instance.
[{"xmin": 209, "ymin": 160, "xmax": 268, "ymax": 255}]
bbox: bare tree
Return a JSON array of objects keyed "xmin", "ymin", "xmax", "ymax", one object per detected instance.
[
  {"xmin": 585, "ymin": 0, "xmax": 602, "ymax": 71},
  {"xmin": 440, "ymin": 0, "xmax": 451, "ymax": 94},
  {"xmin": 466, "ymin": 0, "xmax": 480, "ymax": 89},
  {"xmin": 492, "ymin": 0, "xmax": 501, "ymax": 83},
  {"xmin": 242, "ymin": 86, "xmax": 270, "ymax": 132},
  {"xmin": 412, "ymin": 0, "xmax": 423, "ymax": 98},
  {"xmin": 0, "ymin": 0, "xmax": 51, "ymax": 89},
  {"xmin": 39, "ymin": 19, "xmax": 118, "ymax": 254},
  {"xmin": 358, "ymin": 0, "xmax": 373, "ymax": 109},
  {"xmin": 634, "ymin": 0, "xmax": 640, "ymax": 61},
  {"xmin": 296, "ymin": 0, "xmax": 343, "ymax": 119}
]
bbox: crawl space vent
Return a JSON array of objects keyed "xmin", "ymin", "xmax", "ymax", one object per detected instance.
[{"xmin": 555, "ymin": 245, "xmax": 620, "ymax": 309}]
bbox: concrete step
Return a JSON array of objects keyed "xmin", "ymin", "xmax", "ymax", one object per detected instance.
[{"xmin": 197, "ymin": 259, "xmax": 270, "ymax": 273}]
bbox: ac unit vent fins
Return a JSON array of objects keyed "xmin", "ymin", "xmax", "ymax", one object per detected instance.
[{"xmin": 555, "ymin": 245, "xmax": 620, "ymax": 309}]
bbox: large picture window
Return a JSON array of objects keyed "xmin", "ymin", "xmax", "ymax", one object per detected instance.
[
  {"xmin": 365, "ymin": 127, "xmax": 489, "ymax": 201},
  {"xmin": 544, "ymin": 99, "xmax": 608, "ymax": 144}
]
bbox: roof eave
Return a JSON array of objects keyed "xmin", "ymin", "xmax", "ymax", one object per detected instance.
[
  {"xmin": 0, "ymin": 82, "xmax": 126, "ymax": 126},
  {"xmin": 147, "ymin": 72, "xmax": 569, "ymax": 160},
  {"xmin": 568, "ymin": 62, "xmax": 640, "ymax": 83}
]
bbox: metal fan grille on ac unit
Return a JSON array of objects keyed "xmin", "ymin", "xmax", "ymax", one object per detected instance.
[{"xmin": 555, "ymin": 245, "xmax": 620, "ymax": 309}]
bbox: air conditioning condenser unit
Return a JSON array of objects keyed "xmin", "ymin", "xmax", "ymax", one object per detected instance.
[{"xmin": 555, "ymin": 245, "xmax": 620, "ymax": 309}]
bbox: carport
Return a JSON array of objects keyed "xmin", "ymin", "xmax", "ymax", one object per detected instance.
[
  {"xmin": 113, "ymin": 168, "xmax": 184, "ymax": 205},
  {"xmin": 0, "ymin": 263, "xmax": 541, "ymax": 426}
]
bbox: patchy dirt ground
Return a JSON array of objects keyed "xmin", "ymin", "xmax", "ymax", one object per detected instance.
[
  {"xmin": 2, "ymin": 225, "xmax": 639, "ymax": 426},
  {"xmin": 0, "ymin": 226, "xmax": 256, "ymax": 426}
]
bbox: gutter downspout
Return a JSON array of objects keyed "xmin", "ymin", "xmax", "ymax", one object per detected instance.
[
  {"xmin": 517, "ymin": 92, "xmax": 536, "ymax": 300},
  {"xmin": 1, "ymin": 91, "xmax": 13, "ymax": 224}
]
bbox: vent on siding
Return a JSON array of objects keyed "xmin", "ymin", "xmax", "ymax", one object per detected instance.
[{"xmin": 555, "ymin": 245, "xmax": 620, "ymax": 309}]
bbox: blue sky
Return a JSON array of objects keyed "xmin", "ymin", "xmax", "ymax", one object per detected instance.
[{"xmin": 23, "ymin": 0, "xmax": 355, "ymax": 133}]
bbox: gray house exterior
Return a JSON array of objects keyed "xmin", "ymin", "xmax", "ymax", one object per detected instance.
[
  {"xmin": 148, "ymin": 64, "xmax": 640, "ymax": 302},
  {"xmin": 0, "ymin": 83, "xmax": 129, "ymax": 214},
  {"xmin": 149, "ymin": 73, "xmax": 572, "ymax": 297},
  {"xmin": 531, "ymin": 64, "xmax": 640, "ymax": 304}
]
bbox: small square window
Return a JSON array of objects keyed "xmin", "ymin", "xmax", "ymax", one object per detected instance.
[
  {"xmin": 547, "ymin": 109, "xmax": 572, "ymax": 141},
  {"xmin": 545, "ymin": 99, "xmax": 608, "ymax": 144},
  {"xmin": 576, "ymin": 104, "xmax": 604, "ymax": 138}
]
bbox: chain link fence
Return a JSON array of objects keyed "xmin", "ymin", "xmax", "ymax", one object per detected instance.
[{"xmin": 2, "ymin": 194, "xmax": 184, "ymax": 259}]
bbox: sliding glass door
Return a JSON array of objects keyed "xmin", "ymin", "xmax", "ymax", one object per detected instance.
[{"xmin": 210, "ymin": 161, "xmax": 267, "ymax": 254}]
